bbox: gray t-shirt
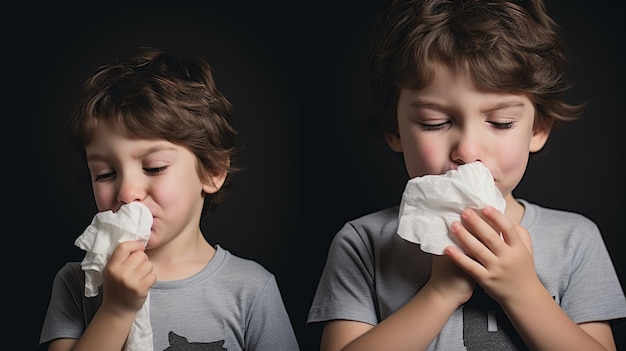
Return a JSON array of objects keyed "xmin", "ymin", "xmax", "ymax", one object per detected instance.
[
  {"xmin": 41, "ymin": 245, "xmax": 300, "ymax": 351},
  {"xmin": 308, "ymin": 199, "xmax": 626, "ymax": 350}
]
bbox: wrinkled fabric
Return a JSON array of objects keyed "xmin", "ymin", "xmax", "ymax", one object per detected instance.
[{"xmin": 397, "ymin": 162, "xmax": 505, "ymax": 255}]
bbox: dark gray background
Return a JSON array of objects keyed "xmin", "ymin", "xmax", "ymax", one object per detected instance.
[{"xmin": 7, "ymin": 1, "xmax": 624, "ymax": 350}]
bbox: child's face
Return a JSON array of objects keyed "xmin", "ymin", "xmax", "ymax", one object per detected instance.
[
  {"xmin": 84, "ymin": 121, "xmax": 224, "ymax": 249},
  {"xmin": 385, "ymin": 64, "xmax": 550, "ymax": 200}
]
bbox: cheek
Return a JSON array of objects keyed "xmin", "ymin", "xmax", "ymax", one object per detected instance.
[
  {"xmin": 494, "ymin": 140, "xmax": 530, "ymax": 189},
  {"xmin": 92, "ymin": 187, "xmax": 114, "ymax": 212},
  {"xmin": 154, "ymin": 172, "xmax": 204, "ymax": 207},
  {"xmin": 499, "ymin": 153, "xmax": 527, "ymax": 176},
  {"xmin": 150, "ymin": 178, "xmax": 181, "ymax": 205},
  {"xmin": 403, "ymin": 139, "xmax": 446, "ymax": 178},
  {"xmin": 501, "ymin": 136, "xmax": 530, "ymax": 166}
]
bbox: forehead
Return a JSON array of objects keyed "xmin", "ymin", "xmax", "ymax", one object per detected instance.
[
  {"xmin": 85, "ymin": 121, "xmax": 177, "ymax": 156},
  {"xmin": 412, "ymin": 64, "xmax": 531, "ymax": 102}
]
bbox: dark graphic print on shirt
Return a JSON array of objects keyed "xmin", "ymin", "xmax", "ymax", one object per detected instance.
[
  {"xmin": 463, "ymin": 287, "xmax": 526, "ymax": 350},
  {"xmin": 163, "ymin": 331, "xmax": 227, "ymax": 351}
]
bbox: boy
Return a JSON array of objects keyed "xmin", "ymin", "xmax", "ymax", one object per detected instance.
[
  {"xmin": 307, "ymin": 0, "xmax": 626, "ymax": 350},
  {"xmin": 40, "ymin": 47, "xmax": 299, "ymax": 351}
]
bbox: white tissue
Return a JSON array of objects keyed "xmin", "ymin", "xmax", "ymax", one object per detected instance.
[
  {"xmin": 74, "ymin": 202, "xmax": 154, "ymax": 351},
  {"xmin": 397, "ymin": 161, "xmax": 506, "ymax": 255}
]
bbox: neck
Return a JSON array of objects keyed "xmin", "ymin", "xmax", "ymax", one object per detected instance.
[
  {"xmin": 148, "ymin": 230, "xmax": 216, "ymax": 281},
  {"xmin": 503, "ymin": 194, "xmax": 525, "ymax": 224}
]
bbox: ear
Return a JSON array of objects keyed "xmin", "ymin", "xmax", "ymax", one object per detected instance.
[
  {"xmin": 384, "ymin": 131, "xmax": 403, "ymax": 153},
  {"xmin": 529, "ymin": 124, "xmax": 551, "ymax": 153},
  {"xmin": 202, "ymin": 159, "xmax": 229, "ymax": 194}
]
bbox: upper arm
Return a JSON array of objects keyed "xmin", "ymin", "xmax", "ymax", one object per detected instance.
[
  {"xmin": 320, "ymin": 320, "xmax": 374, "ymax": 351},
  {"xmin": 47, "ymin": 338, "xmax": 77, "ymax": 351},
  {"xmin": 579, "ymin": 321, "xmax": 617, "ymax": 351}
]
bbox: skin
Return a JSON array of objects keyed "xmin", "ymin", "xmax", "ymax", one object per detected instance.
[
  {"xmin": 49, "ymin": 120, "xmax": 227, "ymax": 351},
  {"xmin": 320, "ymin": 64, "xmax": 617, "ymax": 351}
]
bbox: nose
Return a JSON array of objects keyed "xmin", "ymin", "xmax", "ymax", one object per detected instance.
[
  {"xmin": 450, "ymin": 128, "xmax": 483, "ymax": 165},
  {"xmin": 116, "ymin": 173, "xmax": 146, "ymax": 205}
]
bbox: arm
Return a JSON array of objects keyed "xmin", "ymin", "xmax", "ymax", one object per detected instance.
[
  {"xmin": 321, "ymin": 254, "xmax": 475, "ymax": 351},
  {"xmin": 447, "ymin": 206, "xmax": 616, "ymax": 350},
  {"xmin": 49, "ymin": 241, "xmax": 155, "ymax": 351}
]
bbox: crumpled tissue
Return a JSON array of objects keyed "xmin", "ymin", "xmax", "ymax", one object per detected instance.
[
  {"xmin": 74, "ymin": 202, "xmax": 154, "ymax": 351},
  {"xmin": 397, "ymin": 161, "xmax": 506, "ymax": 255}
]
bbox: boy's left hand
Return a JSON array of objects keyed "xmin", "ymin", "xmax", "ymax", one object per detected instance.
[{"xmin": 446, "ymin": 205, "xmax": 537, "ymax": 304}]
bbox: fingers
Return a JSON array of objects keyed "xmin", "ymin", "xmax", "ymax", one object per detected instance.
[
  {"xmin": 447, "ymin": 224, "xmax": 489, "ymax": 278},
  {"xmin": 106, "ymin": 241, "xmax": 155, "ymax": 296},
  {"xmin": 447, "ymin": 206, "xmax": 538, "ymax": 304},
  {"xmin": 448, "ymin": 205, "xmax": 533, "ymax": 277},
  {"xmin": 454, "ymin": 206, "xmax": 521, "ymax": 256},
  {"xmin": 449, "ymin": 208, "xmax": 498, "ymax": 262},
  {"xmin": 109, "ymin": 240, "xmax": 147, "ymax": 264}
]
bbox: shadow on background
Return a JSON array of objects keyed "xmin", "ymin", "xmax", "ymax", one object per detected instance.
[{"xmin": 7, "ymin": 0, "xmax": 624, "ymax": 350}]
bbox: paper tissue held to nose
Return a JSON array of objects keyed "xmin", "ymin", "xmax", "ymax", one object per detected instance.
[
  {"xmin": 74, "ymin": 202, "xmax": 154, "ymax": 351},
  {"xmin": 75, "ymin": 202, "xmax": 153, "ymax": 296},
  {"xmin": 397, "ymin": 161, "xmax": 506, "ymax": 255}
]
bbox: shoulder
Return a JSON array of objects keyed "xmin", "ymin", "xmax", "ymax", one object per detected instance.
[
  {"xmin": 217, "ymin": 246, "xmax": 272, "ymax": 274},
  {"xmin": 520, "ymin": 199, "xmax": 599, "ymax": 232},
  {"xmin": 56, "ymin": 261, "xmax": 83, "ymax": 273},
  {"xmin": 519, "ymin": 199, "xmax": 604, "ymax": 251},
  {"xmin": 327, "ymin": 206, "xmax": 402, "ymax": 257},
  {"xmin": 341, "ymin": 206, "xmax": 400, "ymax": 238},
  {"xmin": 214, "ymin": 246, "xmax": 276, "ymax": 288},
  {"xmin": 52, "ymin": 262, "xmax": 85, "ymax": 285}
]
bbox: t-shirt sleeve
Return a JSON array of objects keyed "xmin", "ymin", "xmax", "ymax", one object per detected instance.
[
  {"xmin": 307, "ymin": 222, "xmax": 379, "ymax": 326},
  {"xmin": 560, "ymin": 219, "xmax": 626, "ymax": 324},
  {"xmin": 245, "ymin": 274, "xmax": 300, "ymax": 350},
  {"xmin": 40, "ymin": 263, "xmax": 99, "ymax": 345}
]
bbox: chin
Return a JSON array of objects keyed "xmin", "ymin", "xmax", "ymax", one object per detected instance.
[{"xmin": 145, "ymin": 238, "xmax": 155, "ymax": 250}]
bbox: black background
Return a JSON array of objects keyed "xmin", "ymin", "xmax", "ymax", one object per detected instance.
[{"xmin": 6, "ymin": 1, "xmax": 624, "ymax": 350}]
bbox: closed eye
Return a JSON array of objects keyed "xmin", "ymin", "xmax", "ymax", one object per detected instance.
[
  {"xmin": 419, "ymin": 121, "xmax": 450, "ymax": 131},
  {"xmin": 94, "ymin": 172, "xmax": 116, "ymax": 182},
  {"xmin": 489, "ymin": 121, "xmax": 515, "ymax": 130},
  {"xmin": 145, "ymin": 166, "xmax": 168, "ymax": 174}
]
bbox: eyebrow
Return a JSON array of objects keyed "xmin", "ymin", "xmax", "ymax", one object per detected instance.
[
  {"xmin": 408, "ymin": 99, "xmax": 442, "ymax": 109},
  {"xmin": 482, "ymin": 101, "xmax": 525, "ymax": 113},
  {"xmin": 86, "ymin": 145, "xmax": 178, "ymax": 162},
  {"xmin": 408, "ymin": 99, "xmax": 525, "ymax": 112}
]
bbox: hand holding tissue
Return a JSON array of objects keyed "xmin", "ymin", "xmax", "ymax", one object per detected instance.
[
  {"xmin": 397, "ymin": 161, "xmax": 505, "ymax": 255},
  {"xmin": 74, "ymin": 202, "xmax": 154, "ymax": 351}
]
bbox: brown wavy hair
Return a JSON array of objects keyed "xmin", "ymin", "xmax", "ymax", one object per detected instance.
[{"xmin": 366, "ymin": 0, "xmax": 585, "ymax": 136}]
